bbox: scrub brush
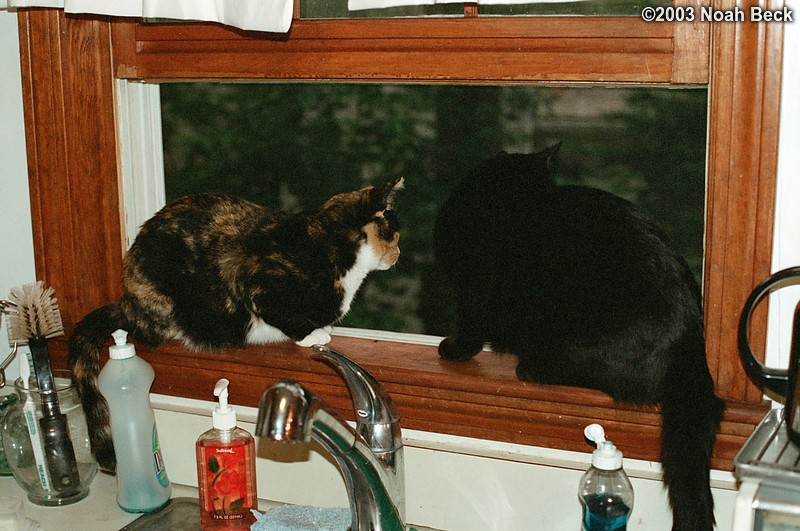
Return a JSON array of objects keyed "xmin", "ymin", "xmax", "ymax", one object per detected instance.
[{"xmin": 5, "ymin": 281, "xmax": 81, "ymax": 494}]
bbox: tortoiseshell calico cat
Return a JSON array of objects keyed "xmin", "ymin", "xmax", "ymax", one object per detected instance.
[
  {"xmin": 69, "ymin": 178, "xmax": 403, "ymax": 472},
  {"xmin": 434, "ymin": 146, "xmax": 724, "ymax": 531}
]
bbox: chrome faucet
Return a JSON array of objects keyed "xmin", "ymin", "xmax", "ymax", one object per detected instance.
[{"xmin": 256, "ymin": 345, "xmax": 405, "ymax": 531}]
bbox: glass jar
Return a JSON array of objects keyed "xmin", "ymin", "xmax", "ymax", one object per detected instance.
[
  {"xmin": 0, "ymin": 391, "xmax": 20, "ymax": 475},
  {"xmin": 1, "ymin": 370, "xmax": 98, "ymax": 506}
]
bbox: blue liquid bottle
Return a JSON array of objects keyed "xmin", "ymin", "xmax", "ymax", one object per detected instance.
[{"xmin": 578, "ymin": 424, "xmax": 633, "ymax": 531}]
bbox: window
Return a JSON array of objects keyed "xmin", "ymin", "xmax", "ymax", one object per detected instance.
[
  {"xmin": 301, "ymin": 0, "xmax": 670, "ymax": 18},
  {"xmin": 158, "ymin": 83, "xmax": 708, "ymax": 335},
  {"xmin": 18, "ymin": 6, "xmax": 782, "ymax": 470}
]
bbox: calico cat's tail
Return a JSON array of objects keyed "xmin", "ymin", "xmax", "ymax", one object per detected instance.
[
  {"xmin": 659, "ymin": 330, "xmax": 725, "ymax": 531},
  {"xmin": 68, "ymin": 301, "xmax": 130, "ymax": 473}
]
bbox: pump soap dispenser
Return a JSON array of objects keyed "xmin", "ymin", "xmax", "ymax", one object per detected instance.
[
  {"xmin": 196, "ymin": 378, "xmax": 257, "ymax": 529},
  {"xmin": 578, "ymin": 423, "xmax": 634, "ymax": 531}
]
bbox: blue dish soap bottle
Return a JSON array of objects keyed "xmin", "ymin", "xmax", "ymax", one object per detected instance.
[
  {"xmin": 98, "ymin": 329, "xmax": 172, "ymax": 512},
  {"xmin": 578, "ymin": 424, "xmax": 633, "ymax": 531}
]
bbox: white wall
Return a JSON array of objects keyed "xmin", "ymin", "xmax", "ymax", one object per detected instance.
[
  {"xmin": 0, "ymin": 9, "xmax": 799, "ymax": 529},
  {"xmin": 766, "ymin": 17, "xmax": 800, "ymax": 371},
  {"xmin": 0, "ymin": 10, "xmax": 35, "ymax": 384}
]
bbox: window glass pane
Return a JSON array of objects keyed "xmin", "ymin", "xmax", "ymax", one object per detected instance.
[
  {"xmin": 301, "ymin": 0, "xmax": 670, "ymax": 19},
  {"xmin": 160, "ymin": 84, "xmax": 707, "ymax": 336},
  {"xmin": 302, "ymin": 0, "xmax": 463, "ymax": 18},
  {"xmin": 479, "ymin": 0, "xmax": 668, "ymax": 16}
]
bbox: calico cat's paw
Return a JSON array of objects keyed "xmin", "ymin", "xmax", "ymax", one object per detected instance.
[
  {"xmin": 296, "ymin": 326, "xmax": 332, "ymax": 347},
  {"xmin": 438, "ymin": 336, "xmax": 483, "ymax": 361}
]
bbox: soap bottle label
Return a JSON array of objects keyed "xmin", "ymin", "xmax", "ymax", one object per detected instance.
[
  {"xmin": 201, "ymin": 444, "xmax": 252, "ymax": 521},
  {"xmin": 152, "ymin": 424, "xmax": 170, "ymax": 488}
]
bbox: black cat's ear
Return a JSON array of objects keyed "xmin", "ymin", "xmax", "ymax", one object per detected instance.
[
  {"xmin": 540, "ymin": 142, "xmax": 561, "ymax": 174},
  {"xmin": 382, "ymin": 177, "xmax": 405, "ymax": 210}
]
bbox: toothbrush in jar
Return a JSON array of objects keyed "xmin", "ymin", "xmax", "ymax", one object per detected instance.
[{"xmin": 5, "ymin": 281, "xmax": 81, "ymax": 494}]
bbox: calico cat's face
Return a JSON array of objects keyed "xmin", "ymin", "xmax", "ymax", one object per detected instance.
[
  {"xmin": 366, "ymin": 211, "xmax": 401, "ymax": 270},
  {"xmin": 322, "ymin": 177, "xmax": 404, "ymax": 270}
]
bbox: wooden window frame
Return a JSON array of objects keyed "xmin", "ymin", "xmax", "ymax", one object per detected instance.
[
  {"xmin": 16, "ymin": 0, "xmax": 784, "ymax": 470},
  {"xmin": 110, "ymin": 13, "xmax": 708, "ymax": 84}
]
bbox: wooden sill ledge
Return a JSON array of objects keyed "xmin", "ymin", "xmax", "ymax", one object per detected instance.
[{"xmin": 47, "ymin": 329, "xmax": 769, "ymax": 472}]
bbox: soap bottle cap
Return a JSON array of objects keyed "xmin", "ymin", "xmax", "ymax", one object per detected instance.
[
  {"xmin": 109, "ymin": 329, "xmax": 136, "ymax": 360},
  {"xmin": 584, "ymin": 423, "xmax": 623, "ymax": 470},
  {"xmin": 212, "ymin": 378, "xmax": 237, "ymax": 430}
]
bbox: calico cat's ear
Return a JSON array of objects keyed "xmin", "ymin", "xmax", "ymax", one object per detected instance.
[
  {"xmin": 539, "ymin": 142, "xmax": 561, "ymax": 175},
  {"xmin": 381, "ymin": 177, "xmax": 405, "ymax": 210}
]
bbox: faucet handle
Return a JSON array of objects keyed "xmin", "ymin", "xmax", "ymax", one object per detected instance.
[{"xmin": 312, "ymin": 345, "xmax": 401, "ymax": 453}]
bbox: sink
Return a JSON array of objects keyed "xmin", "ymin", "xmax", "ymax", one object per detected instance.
[
  {"xmin": 120, "ymin": 497, "xmax": 438, "ymax": 530},
  {"xmin": 118, "ymin": 497, "xmax": 198, "ymax": 530}
]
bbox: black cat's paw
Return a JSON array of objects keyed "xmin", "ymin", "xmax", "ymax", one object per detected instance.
[
  {"xmin": 515, "ymin": 360, "xmax": 540, "ymax": 382},
  {"xmin": 438, "ymin": 336, "xmax": 483, "ymax": 362}
]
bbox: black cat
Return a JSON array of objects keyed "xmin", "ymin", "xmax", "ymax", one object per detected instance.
[
  {"xmin": 434, "ymin": 146, "xmax": 724, "ymax": 531},
  {"xmin": 69, "ymin": 178, "xmax": 403, "ymax": 472}
]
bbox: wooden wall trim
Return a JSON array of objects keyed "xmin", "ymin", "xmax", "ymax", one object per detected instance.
[
  {"xmin": 672, "ymin": 0, "xmax": 711, "ymax": 84},
  {"xmin": 110, "ymin": 16, "xmax": 698, "ymax": 84},
  {"xmin": 17, "ymin": 9, "xmax": 124, "ymax": 325},
  {"xmin": 703, "ymin": 0, "xmax": 784, "ymax": 402}
]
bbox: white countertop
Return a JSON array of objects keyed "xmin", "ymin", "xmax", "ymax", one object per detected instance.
[
  {"xmin": 0, "ymin": 473, "xmax": 202, "ymax": 530},
  {"xmin": 0, "ymin": 474, "xmax": 437, "ymax": 531}
]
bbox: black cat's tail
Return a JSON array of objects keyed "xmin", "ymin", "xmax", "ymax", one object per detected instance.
[
  {"xmin": 659, "ymin": 330, "xmax": 725, "ymax": 531},
  {"xmin": 68, "ymin": 301, "xmax": 130, "ymax": 473}
]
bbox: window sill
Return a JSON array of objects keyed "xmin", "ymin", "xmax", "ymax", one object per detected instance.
[{"xmin": 49, "ymin": 327, "xmax": 767, "ymax": 471}]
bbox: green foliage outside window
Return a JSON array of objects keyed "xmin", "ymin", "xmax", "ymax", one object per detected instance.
[{"xmin": 160, "ymin": 83, "xmax": 707, "ymax": 335}]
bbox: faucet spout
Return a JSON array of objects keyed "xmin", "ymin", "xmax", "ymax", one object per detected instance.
[
  {"xmin": 256, "ymin": 379, "xmax": 320, "ymax": 443},
  {"xmin": 257, "ymin": 372, "xmax": 406, "ymax": 531}
]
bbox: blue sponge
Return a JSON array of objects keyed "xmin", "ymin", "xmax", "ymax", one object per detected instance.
[{"xmin": 251, "ymin": 505, "xmax": 351, "ymax": 531}]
